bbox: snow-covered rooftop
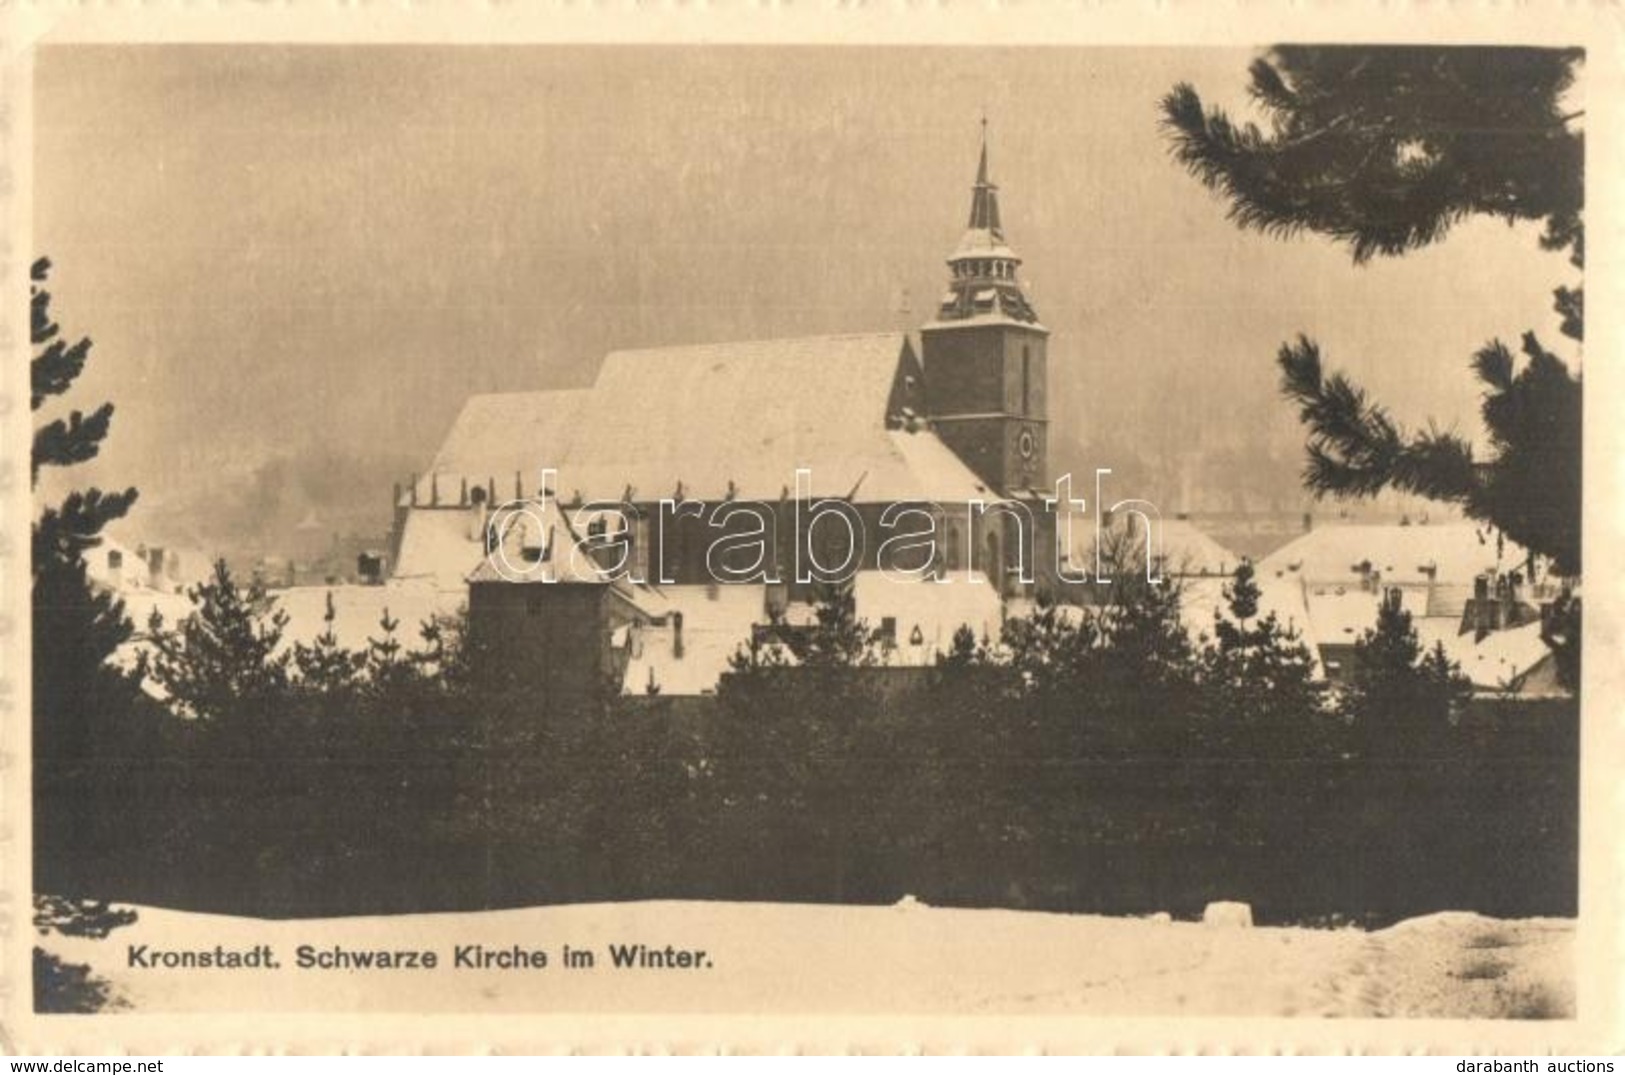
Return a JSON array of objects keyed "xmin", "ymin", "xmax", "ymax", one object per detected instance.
[{"xmin": 1260, "ymin": 523, "xmax": 1533, "ymax": 586}]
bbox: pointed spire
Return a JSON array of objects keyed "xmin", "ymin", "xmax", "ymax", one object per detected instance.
[
  {"xmin": 967, "ymin": 119, "xmax": 1002, "ymax": 238},
  {"xmin": 935, "ymin": 123, "xmax": 1040, "ymax": 325},
  {"xmin": 976, "ymin": 115, "xmax": 989, "ymax": 185}
]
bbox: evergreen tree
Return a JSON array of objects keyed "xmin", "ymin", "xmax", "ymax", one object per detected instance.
[
  {"xmin": 710, "ymin": 582, "xmax": 891, "ymax": 900},
  {"xmin": 30, "ymin": 257, "xmax": 164, "ymax": 908},
  {"xmin": 799, "ymin": 580, "xmax": 882, "ymax": 669},
  {"xmin": 997, "ymin": 591, "xmax": 1095, "ymax": 697},
  {"xmin": 1162, "ymin": 46, "xmax": 1584, "ymax": 679},
  {"xmin": 142, "ymin": 560, "xmax": 291, "ymax": 721},
  {"xmin": 291, "ymin": 590, "xmax": 363, "ymax": 696},
  {"xmin": 413, "ymin": 608, "xmax": 470, "ymax": 686},
  {"xmin": 1343, "ymin": 588, "xmax": 1474, "ymax": 754},
  {"xmin": 1084, "ymin": 574, "xmax": 1200, "ymax": 754},
  {"xmin": 723, "ymin": 628, "xmax": 793, "ymax": 679},
  {"xmin": 362, "ymin": 605, "xmax": 414, "ymax": 696},
  {"xmin": 30, "ymin": 257, "xmax": 144, "ymax": 762},
  {"xmin": 32, "ymin": 895, "xmax": 138, "ymax": 1013},
  {"xmin": 941, "ymin": 623, "xmax": 983, "ymax": 670},
  {"xmin": 1199, "ymin": 561, "xmax": 1326, "ymax": 754}
]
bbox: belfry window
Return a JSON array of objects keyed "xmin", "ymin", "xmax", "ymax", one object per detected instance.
[{"xmin": 1022, "ymin": 345, "xmax": 1031, "ymax": 415}]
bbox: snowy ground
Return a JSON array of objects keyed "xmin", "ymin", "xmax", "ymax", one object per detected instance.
[{"xmin": 40, "ymin": 900, "xmax": 1574, "ymax": 1018}]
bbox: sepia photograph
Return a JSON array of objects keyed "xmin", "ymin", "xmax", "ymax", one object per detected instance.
[{"xmin": 11, "ymin": 17, "xmax": 1618, "ymax": 1054}]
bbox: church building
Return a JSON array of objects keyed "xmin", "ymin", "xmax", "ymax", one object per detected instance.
[{"xmin": 388, "ymin": 136, "xmax": 1078, "ymax": 697}]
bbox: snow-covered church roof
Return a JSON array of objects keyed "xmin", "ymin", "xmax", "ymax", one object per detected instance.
[{"xmin": 406, "ymin": 332, "xmax": 988, "ymax": 509}]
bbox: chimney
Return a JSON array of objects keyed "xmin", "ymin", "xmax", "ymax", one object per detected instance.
[
  {"xmin": 1472, "ymin": 573, "xmax": 1494, "ymax": 638},
  {"xmin": 393, "ymin": 481, "xmax": 402, "ymax": 509},
  {"xmin": 672, "ymin": 611, "xmax": 685, "ymax": 660},
  {"xmin": 410, "ymin": 473, "xmax": 419, "ymax": 507},
  {"xmin": 1499, "ymin": 572, "xmax": 1520, "ymax": 627},
  {"xmin": 459, "ymin": 476, "xmax": 469, "ymax": 507},
  {"xmin": 1302, "ymin": 511, "xmax": 1313, "ymax": 533},
  {"xmin": 357, "ymin": 551, "xmax": 384, "ymax": 585},
  {"xmin": 765, "ymin": 580, "xmax": 788, "ymax": 622},
  {"xmin": 430, "ymin": 473, "xmax": 440, "ymax": 507},
  {"xmin": 515, "ymin": 470, "xmax": 523, "ymax": 501}
]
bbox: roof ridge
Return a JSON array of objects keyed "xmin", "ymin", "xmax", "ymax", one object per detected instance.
[
  {"xmin": 601, "ymin": 331, "xmax": 906, "ymax": 359},
  {"xmin": 458, "ymin": 386, "xmax": 593, "ymax": 403}
]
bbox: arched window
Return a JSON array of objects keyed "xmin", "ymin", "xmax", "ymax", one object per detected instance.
[{"xmin": 946, "ymin": 522, "xmax": 961, "ymax": 572}]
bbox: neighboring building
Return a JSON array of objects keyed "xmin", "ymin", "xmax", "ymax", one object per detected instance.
[
  {"xmin": 1259, "ymin": 522, "xmax": 1566, "ymax": 693},
  {"xmin": 85, "ymin": 536, "xmax": 216, "ymax": 598}
]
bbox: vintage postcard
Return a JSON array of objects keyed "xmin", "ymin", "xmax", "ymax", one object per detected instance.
[{"xmin": 3, "ymin": 1, "xmax": 1621, "ymax": 1056}]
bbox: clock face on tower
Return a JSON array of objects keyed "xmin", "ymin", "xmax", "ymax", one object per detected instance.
[{"xmin": 1016, "ymin": 426, "xmax": 1038, "ymax": 480}]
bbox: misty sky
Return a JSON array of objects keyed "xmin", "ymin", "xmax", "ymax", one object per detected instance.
[{"xmin": 33, "ymin": 45, "xmax": 1579, "ymax": 548}]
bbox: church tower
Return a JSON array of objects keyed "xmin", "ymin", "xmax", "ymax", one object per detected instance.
[{"xmin": 921, "ymin": 129, "xmax": 1049, "ymax": 497}]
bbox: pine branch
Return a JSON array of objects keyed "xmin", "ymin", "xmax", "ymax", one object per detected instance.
[
  {"xmin": 1161, "ymin": 48, "xmax": 1584, "ymax": 265},
  {"xmin": 34, "ymin": 487, "xmax": 139, "ymax": 567},
  {"xmin": 31, "ymin": 257, "xmax": 59, "ymax": 345},
  {"xmin": 1553, "ymin": 285, "xmax": 1583, "ymax": 342},
  {"xmin": 1278, "ymin": 336, "xmax": 1477, "ymax": 504},
  {"xmin": 33, "ymin": 404, "xmax": 116, "ymax": 483},
  {"xmin": 1472, "ymin": 340, "xmax": 1516, "ymax": 394},
  {"xmin": 33, "ymin": 337, "xmax": 93, "ymax": 411}
]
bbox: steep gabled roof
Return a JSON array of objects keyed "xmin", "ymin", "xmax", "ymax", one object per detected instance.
[
  {"xmin": 410, "ymin": 388, "xmax": 590, "ymax": 503},
  {"xmin": 1259, "ymin": 523, "xmax": 1531, "ymax": 586},
  {"xmin": 1414, "ymin": 618, "xmax": 1558, "ymax": 694},
  {"xmin": 552, "ymin": 333, "xmax": 984, "ymax": 503}
]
